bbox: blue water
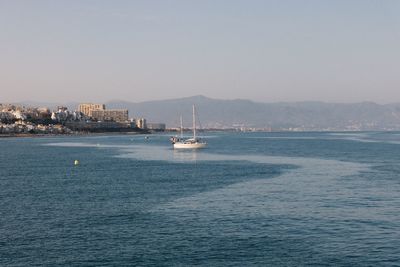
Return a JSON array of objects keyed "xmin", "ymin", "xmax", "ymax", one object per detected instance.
[{"xmin": 1, "ymin": 132, "xmax": 399, "ymax": 266}]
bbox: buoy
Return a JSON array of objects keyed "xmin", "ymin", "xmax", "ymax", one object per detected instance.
[{"xmin": 74, "ymin": 160, "xmax": 79, "ymax": 166}]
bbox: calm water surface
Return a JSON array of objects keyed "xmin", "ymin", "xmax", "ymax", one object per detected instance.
[{"xmin": 1, "ymin": 132, "xmax": 399, "ymax": 266}]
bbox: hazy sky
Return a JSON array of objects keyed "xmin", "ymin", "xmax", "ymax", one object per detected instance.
[{"xmin": 1, "ymin": 0, "xmax": 399, "ymax": 103}]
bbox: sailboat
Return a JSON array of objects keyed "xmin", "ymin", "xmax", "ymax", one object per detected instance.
[{"xmin": 171, "ymin": 105, "xmax": 207, "ymax": 149}]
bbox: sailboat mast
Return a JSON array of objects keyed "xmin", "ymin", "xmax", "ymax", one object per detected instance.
[
  {"xmin": 193, "ymin": 105, "xmax": 196, "ymax": 140},
  {"xmin": 180, "ymin": 115, "xmax": 183, "ymax": 139}
]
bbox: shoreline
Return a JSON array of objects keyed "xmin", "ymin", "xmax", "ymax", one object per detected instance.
[
  {"xmin": 2, "ymin": 130, "xmax": 396, "ymax": 139},
  {"xmin": 0, "ymin": 131, "xmax": 148, "ymax": 139}
]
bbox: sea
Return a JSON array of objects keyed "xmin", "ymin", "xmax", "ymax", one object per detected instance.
[{"xmin": 1, "ymin": 131, "xmax": 399, "ymax": 266}]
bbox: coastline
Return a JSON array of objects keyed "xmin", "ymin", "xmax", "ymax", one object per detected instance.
[{"xmin": 0, "ymin": 131, "xmax": 148, "ymax": 139}]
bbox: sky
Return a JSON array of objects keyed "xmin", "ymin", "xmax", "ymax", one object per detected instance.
[{"xmin": 0, "ymin": 0, "xmax": 399, "ymax": 104}]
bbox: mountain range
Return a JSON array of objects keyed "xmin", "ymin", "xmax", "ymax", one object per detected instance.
[
  {"xmin": 106, "ymin": 95, "xmax": 400, "ymax": 131},
  {"xmin": 17, "ymin": 95, "xmax": 400, "ymax": 130}
]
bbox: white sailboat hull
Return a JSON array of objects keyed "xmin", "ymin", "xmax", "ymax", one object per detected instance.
[{"xmin": 173, "ymin": 142, "xmax": 207, "ymax": 149}]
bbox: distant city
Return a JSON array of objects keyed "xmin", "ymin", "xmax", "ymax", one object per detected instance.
[
  {"xmin": 0, "ymin": 102, "xmax": 165, "ymax": 136},
  {"xmin": 3, "ymin": 95, "xmax": 400, "ymax": 136}
]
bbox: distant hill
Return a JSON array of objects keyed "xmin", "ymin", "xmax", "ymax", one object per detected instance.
[
  {"xmin": 15, "ymin": 101, "xmax": 79, "ymax": 111},
  {"xmin": 106, "ymin": 95, "xmax": 400, "ymax": 130}
]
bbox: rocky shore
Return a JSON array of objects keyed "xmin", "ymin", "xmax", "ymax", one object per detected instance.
[{"xmin": 0, "ymin": 122, "xmax": 73, "ymax": 135}]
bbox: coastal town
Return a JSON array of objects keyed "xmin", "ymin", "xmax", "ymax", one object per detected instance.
[{"xmin": 0, "ymin": 103, "xmax": 165, "ymax": 136}]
